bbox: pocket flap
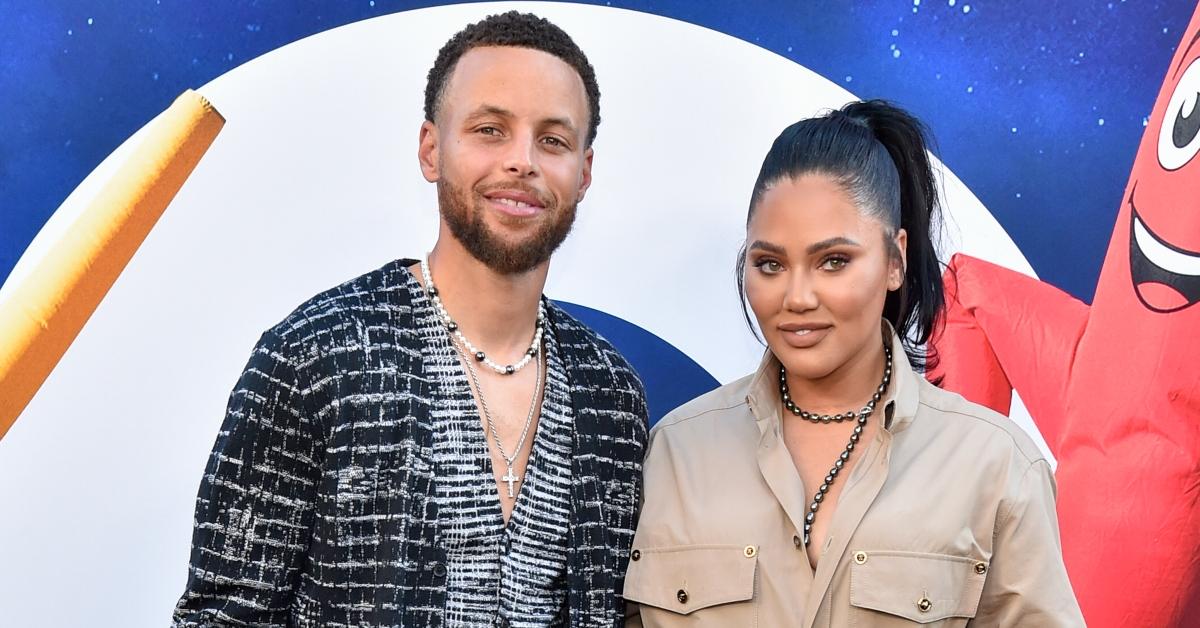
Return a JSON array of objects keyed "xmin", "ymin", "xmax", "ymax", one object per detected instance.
[
  {"xmin": 624, "ymin": 544, "xmax": 757, "ymax": 615},
  {"xmin": 849, "ymin": 550, "xmax": 987, "ymax": 623}
]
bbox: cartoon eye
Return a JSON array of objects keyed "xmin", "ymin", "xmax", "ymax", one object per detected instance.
[{"xmin": 1158, "ymin": 57, "xmax": 1200, "ymax": 171}]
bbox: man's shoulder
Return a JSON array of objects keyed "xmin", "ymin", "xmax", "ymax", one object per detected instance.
[
  {"xmin": 265, "ymin": 258, "xmax": 419, "ymax": 344},
  {"xmin": 546, "ymin": 302, "xmax": 646, "ymax": 401}
]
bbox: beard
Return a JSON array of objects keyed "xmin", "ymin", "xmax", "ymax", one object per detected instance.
[{"xmin": 437, "ymin": 179, "xmax": 578, "ymax": 275}]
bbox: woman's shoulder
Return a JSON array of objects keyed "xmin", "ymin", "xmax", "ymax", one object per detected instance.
[
  {"xmin": 650, "ymin": 373, "xmax": 758, "ymax": 439},
  {"xmin": 911, "ymin": 378, "xmax": 1048, "ymax": 467}
]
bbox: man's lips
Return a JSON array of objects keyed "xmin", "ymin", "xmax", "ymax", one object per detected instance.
[{"xmin": 483, "ymin": 189, "xmax": 546, "ymax": 217}]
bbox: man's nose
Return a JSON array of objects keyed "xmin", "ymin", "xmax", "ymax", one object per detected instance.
[{"xmin": 503, "ymin": 132, "xmax": 538, "ymax": 177}]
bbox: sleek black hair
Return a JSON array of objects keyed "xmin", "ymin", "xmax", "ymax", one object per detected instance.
[
  {"xmin": 424, "ymin": 11, "xmax": 601, "ymax": 147},
  {"xmin": 736, "ymin": 100, "xmax": 945, "ymax": 370}
]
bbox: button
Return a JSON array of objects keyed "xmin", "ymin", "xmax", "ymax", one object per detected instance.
[
  {"xmin": 502, "ymin": 536, "xmax": 511, "ymax": 553},
  {"xmin": 975, "ymin": 561, "xmax": 988, "ymax": 575},
  {"xmin": 676, "ymin": 589, "xmax": 689, "ymax": 604},
  {"xmin": 630, "ymin": 549, "xmax": 641, "ymax": 561},
  {"xmin": 743, "ymin": 545, "xmax": 757, "ymax": 558},
  {"xmin": 917, "ymin": 597, "xmax": 933, "ymax": 613},
  {"xmin": 432, "ymin": 563, "xmax": 447, "ymax": 577},
  {"xmin": 494, "ymin": 617, "xmax": 509, "ymax": 628},
  {"xmin": 853, "ymin": 551, "xmax": 868, "ymax": 565},
  {"xmin": 793, "ymin": 535, "xmax": 802, "ymax": 548}
]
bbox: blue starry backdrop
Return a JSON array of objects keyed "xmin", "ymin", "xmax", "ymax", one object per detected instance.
[{"xmin": 2, "ymin": 0, "xmax": 1193, "ymax": 304}]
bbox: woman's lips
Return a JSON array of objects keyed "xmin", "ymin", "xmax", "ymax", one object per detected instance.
[{"xmin": 778, "ymin": 325, "xmax": 832, "ymax": 349}]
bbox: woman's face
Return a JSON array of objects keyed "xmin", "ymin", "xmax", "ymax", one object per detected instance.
[{"xmin": 745, "ymin": 174, "xmax": 906, "ymax": 382}]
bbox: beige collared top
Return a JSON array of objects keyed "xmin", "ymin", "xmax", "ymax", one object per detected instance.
[{"xmin": 624, "ymin": 329, "xmax": 1084, "ymax": 627}]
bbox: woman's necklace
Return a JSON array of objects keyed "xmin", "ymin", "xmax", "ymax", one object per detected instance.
[
  {"xmin": 780, "ymin": 343, "xmax": 893, "ymax": 547},
  {"xmin": 421, "ymin": 252, "xmax": 544, "ymax": 376}
]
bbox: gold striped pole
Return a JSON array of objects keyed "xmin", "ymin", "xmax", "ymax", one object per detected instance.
[{"xmin": 0, "ymin": 90, "xmax": 225, "ymax": 439}]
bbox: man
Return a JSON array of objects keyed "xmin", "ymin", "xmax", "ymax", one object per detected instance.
[{"xmin": 173, "ymin": 11, "xmax": 648, "ymax": 627}]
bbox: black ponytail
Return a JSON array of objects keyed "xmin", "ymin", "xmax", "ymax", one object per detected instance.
[{"xmin": 738, "ymin": 99, "xmax": 945, "ymax": 370}]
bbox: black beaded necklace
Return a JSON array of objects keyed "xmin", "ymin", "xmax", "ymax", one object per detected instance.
[{"xmin": 780, "ymin": 343, "xmax": 893, "ymax": 547}]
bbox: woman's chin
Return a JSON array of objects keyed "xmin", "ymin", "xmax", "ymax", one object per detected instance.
[{"xmin": 771, "ymin": 346, "xmax": 838, "ymax": 382}]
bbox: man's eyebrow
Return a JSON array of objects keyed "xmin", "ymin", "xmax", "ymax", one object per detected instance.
[
  {"xmin": 465, "ymin": 104, "xmax": 515, "ymax": 120},
  {"xmin": 806, "ymin": 236, "xmax": 861, "ymax": 255},
  {"xmin": 747, "ymin": 240, "xmax": 787, "ymax": 255},
  {"xmin": 542, "ymin": 116, "xmax": 579, "ymax": 136},
  {"xmin": 1173, "ymin": 29, "xmax": 1200, "ymax": 80}
]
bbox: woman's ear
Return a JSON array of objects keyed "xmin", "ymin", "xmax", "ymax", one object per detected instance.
[{"xmin": 888, "ymin": 228, "xmax": 908, "ymax": 291}]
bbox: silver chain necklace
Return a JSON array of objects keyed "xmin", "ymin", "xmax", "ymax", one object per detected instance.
[
  {"xmin": 453, "ymin": 322, "xmax": 545, "ymax": 500},
  {"xmin": 781, "ymin": 342, "xmax": 893, "ymax": 547},
  {"xmin": 422, "ymin": 252, "xmax": 544, "ymax": 376}
]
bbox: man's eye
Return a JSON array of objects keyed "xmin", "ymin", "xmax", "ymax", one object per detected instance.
[
  {"xmin": 542, "ymin": 136, "xmax": 566, "ymax": 147},
  {"xmin": 478, "ymin": 126, "xmax": 500, "ymax": 135}
]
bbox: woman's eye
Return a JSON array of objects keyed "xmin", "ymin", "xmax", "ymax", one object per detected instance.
[
  {"xmin": 820, "ymin": 256, "xmax": 849, "ymax": 271},
  {"xmin": 754, "ymin": 259, "xmax": 783, "ymax": 274}
]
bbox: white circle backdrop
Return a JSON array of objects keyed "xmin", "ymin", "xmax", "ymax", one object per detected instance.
[{"xmin": 0, "ymin": 3, "xmax": 1045, "ymax": 625}]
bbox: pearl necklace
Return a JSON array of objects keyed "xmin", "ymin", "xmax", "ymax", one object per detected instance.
[
  {"xmin": 455, "ymin": 334, "xmax": 544, "ymax": 499},
  {"xmin": 781, "ymin": 343, "xmax": 893, "ymax": 547},
  {"xmin": 422, "ymin": 252, "xmax": 544, "ymax": 376}
]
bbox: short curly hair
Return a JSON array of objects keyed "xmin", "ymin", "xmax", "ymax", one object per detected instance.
[{"xmin": 424, "ymin": 11, "xmax": 601, "ymax": 147}]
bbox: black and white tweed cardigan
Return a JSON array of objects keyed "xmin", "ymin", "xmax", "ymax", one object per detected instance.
[{"xmin": 172, "ymin": 259, "xmax": 649, "ymax": 627}]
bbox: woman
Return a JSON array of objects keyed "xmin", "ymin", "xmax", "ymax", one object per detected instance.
[{"xmin": 623, "ymin": 101, "xmax": 1083, "ymax": 627}]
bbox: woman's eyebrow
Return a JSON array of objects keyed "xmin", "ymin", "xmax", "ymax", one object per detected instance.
[
  {"xmin": 806, "ymin": 236, "xmax": 861, "ymax": 255},
  {"xmin": 747, "ymin": 240, "xmax": 786, "ymax": 255}
]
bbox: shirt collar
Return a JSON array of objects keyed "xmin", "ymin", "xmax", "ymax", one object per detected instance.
[{"xmin": 744, "ymin": 320, "xmax": 922, "ymax": 434}]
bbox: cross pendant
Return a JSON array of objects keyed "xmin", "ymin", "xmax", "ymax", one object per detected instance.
[{"xmin": 501, "ymin": 466, "xmax": 520, "ymax": 498}]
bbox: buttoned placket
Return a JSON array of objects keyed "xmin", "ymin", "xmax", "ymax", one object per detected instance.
[
  {"xmin": 748, "ymin": 346, "xmax": 904, "ymax": 628},
  {"xmin": 801, "ymin": 415, "xmax": 893, "ymax": 628},
  {"xmin": 753, "ymin": 404, "xmax": 817, "ymax": 591}
]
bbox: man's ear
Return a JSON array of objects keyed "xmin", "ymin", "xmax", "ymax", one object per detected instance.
[
  {"xmin": 418, "ymin": 120, "xmax": 440, "ymax": 183},
  {"xmin": 576, "ymin": 146, "xmax": 594, "ymax": 202}
]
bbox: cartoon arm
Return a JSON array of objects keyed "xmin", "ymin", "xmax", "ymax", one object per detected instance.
[{"xmin": 930, "ymin": 253, "xmax": 1089, "ymax": 454}]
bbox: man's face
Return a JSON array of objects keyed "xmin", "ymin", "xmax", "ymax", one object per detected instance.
[{"xmin": 419, "ymin": 45, "xmax": 593, "ymax": 275}]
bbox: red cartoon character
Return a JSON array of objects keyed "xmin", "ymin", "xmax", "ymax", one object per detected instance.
[{"xmin": 930, "ymin": 5, "xmax": 1200, "ymax": 626}]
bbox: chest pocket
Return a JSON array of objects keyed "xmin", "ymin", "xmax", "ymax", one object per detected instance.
[
  {"xmin": 849, "ymin": 550, "xmax": 987, "ymax": 626},
  {"xmin": 624, "ymin": 544, "xmax": 758, "ymax": 626}
]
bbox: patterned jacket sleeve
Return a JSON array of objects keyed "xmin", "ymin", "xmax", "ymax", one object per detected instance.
[{"xmin": 172, "ymin": 328, "xmax": 324, "ymax": 626}]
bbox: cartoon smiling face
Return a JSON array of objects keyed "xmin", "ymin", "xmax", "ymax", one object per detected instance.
[{"xmin": 1128, "ymin": 25, "xmax": 1200, "ymax": 312}]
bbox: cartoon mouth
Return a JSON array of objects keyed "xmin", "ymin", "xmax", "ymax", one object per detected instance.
[{"xmin": 1129, "ymin": 187, "xmax": 1200, "ymax": 312}]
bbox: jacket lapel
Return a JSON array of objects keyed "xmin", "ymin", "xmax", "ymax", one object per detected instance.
[
  {"xmin": 373, "ymin": 262, "xmax": 445, "ymax": 625},
  {"xmin": 553, "ymin": 306, "xmax": 615, "ymax": 627}
]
